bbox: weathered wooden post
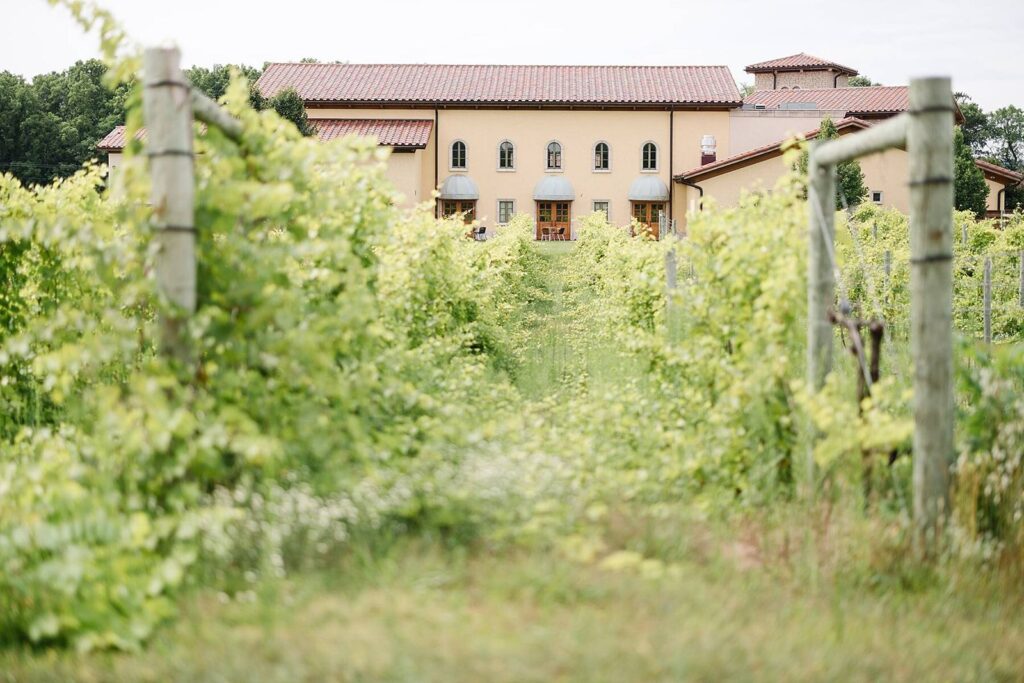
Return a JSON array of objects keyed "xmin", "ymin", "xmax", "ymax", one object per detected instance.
[
  {"xmin": 805, "ymin": 142, "xmax": 837, "ymax": 487},
  {"xmin": 907, "ymin": 77, "xmax": 955, "ymax": 548},
  {"xmin": 1018, "ymin": 250, "xmax": 1024, "ymax": 309},
  {"xmin": 983, "ymin": 257, "xmax": 992, "ymax": 343},
  {"xmin": 143, "ymin": 46, "xmax": 195, "ymax": 363}
]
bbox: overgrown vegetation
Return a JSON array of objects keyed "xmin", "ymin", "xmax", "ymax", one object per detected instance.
[{"xmin": 2, "ymin": 3, "xmax": 1024, "ymax": 676}]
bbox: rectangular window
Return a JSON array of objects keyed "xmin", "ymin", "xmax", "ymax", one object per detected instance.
[
  {"xmin": 498, "ymin": 200, "xmax": 514, "ymax": 224},
  {"xmin": 871, "ymin": 190, "xmax": 883, "ymax": 204},
  {"xmin": 593, "ymin": 200, "xmax": 609, "ymax": 218}
]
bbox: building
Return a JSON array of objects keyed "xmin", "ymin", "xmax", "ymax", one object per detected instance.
[{"xmin": 97, "ymin": 53, "xmax": 1024, "ymax": 236}]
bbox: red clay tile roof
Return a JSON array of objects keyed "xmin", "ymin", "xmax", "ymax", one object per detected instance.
[
  {"xmin": 256, "ymin": 63, "xmax": 742, "ymax": 106},
  {"xmin": 675, "ymin": 117, "xmax": 872, "ymax": 181},
  {"xmin": 97, "ymin": 119, "xmax": 432, "ymax": 151},
  {"xmin": 743, "ymin": 86, "xmax": 909, "ymax": 115},
  {"xmin": 96, "ymin": 125, "xmax": 142, "ymax": 151},
  {"xmin": 975, "ymin": 158, "xmax": 1024, "ymax": 184},
  {"xmin": 311, "ymin": 118, "xmax": 432, "ymax": 147},
  {"xmin": 745, "ymin": 53, "xmax": 858, "ymax": 75}
]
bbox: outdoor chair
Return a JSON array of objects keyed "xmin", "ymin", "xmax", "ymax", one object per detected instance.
[
  {"xmin": 556, "ymin": 227, "xmax": 566, "ymax": 241},
  {"xmin": 541, "ymin": 227, "xmax": 551, "ymax": 241}
]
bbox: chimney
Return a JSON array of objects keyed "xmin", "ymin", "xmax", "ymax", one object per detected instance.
[{"xmin": 700, "ymin": 135, "xmax": 717, "ymax": 165}]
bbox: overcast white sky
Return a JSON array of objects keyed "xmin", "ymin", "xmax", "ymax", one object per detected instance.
[{"xmin": 2, "ymin": 0, "xmax": 1022, "ymax": 111}]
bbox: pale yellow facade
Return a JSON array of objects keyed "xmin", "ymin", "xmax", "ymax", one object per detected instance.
[
  {"xmin": 307, "ymin": 106, "xmax": 731, "ymax": 233},
  {"xmin": 679, "ymin": 145, "xmax": 1006, "ymax": 223}
]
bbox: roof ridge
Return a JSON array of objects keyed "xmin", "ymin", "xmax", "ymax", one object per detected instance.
[{"xmin": 262, "ymin": 62, "xmax": 733, "ymax": 69}]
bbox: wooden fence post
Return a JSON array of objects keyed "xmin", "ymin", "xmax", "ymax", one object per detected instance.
[
  {"xmin": 805, "ymin": 143, "xmax": 836, "ymax": 489},
  {"xmin": 983, "ymin": 257, "xmax": 992, "ymax": 344},
  {"xmin": 907, "ymin": 77, "xmax": 955, "ymax": 549},
  {"xmin": 1018, "ymin": 250, "xmax": 1024, "ymax": 309},
  {"xmin": 143, "ymin": 47, "xmax": 195, "ymax": 364}
]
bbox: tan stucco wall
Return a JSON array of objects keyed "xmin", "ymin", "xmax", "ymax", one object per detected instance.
[
  {"xmin": 106, "ymin": 151, "xmax": 123, "ymax": 171},
  {"xmin": 752, "ymin": 70, "xmax": 848, "ymax": 91},
  {"xmin": 984, "ymin": 177, "xmax": 1002, "ymax": 212},
  {"xmin": 678, "ymin": 145, "xmax": 915, "ymax": 228},
  {"xmin": 381, "ymin": 150, "xmax": 424, "ymax": 208},
  {"xmin": 729, "ymin": 110, "xmax": 850, "ymax": 156},
  {"xmin": 309, "ymin": 106, "xmax": 730, "ymax": 232}
]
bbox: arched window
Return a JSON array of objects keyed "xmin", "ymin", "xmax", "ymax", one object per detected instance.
[
  {"xmin": 642, "ymin": 142, "xmax": 658, "ymax": 171},
  {"xmin": 450, "ymin": 140, "xmax": 466, "ymax": 170},
  {"xmin": 594, "ymin": 142, "xmax": 610, "ymax": 171},
  {"xmin": 498, "ymin": 140, "xmax": 515, "ymax": 170},
  {"xmin": 546, "ymin": 141, "xmax": 562, "ymax": 170}
]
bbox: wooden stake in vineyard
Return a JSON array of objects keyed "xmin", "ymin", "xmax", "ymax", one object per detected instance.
[
  {"xmin": 807, "ymin": 77, "xmax": 954, "ymax": 552},
  {"xmin": 142, "ymin": 46, "xmax": 243, "ymax": 365},
  {"xmin": 143, "ymin": 47, "xmax": 196, "ymax": 364}
]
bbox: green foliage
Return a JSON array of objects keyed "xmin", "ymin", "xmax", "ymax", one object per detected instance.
[
  {"xmin": 954, "ymin": 127, "xmax": 990, "ymax": 217},
  {"xmin": 955, "ymin": 92, "xmax": 990, "ymax": 155},
  {"xmin": 267, "ymin": 88, "xmax": 315, "ymax": 137},
  {"xmin": 795, "ymin": 117, "xmax": 868, "ymax": 206},
  {"xmin": 848, "ymin": 75, "xmax": 879, "ymax": 87}
]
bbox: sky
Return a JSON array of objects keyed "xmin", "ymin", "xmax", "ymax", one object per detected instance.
[{"xmin": 2, "ymin": 0, "xmax": 1022, "ymax": 111}]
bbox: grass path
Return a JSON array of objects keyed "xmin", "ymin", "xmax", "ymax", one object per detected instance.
[{"xmin": 5, "ymin": 242, "xmax": 1024, "ymax": 682}]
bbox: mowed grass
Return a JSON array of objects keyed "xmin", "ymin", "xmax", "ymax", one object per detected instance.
[
  {"xmin": 5, "ymin": 240, "xmax": 1024, "ymax": 681},
  {"xmin": 5, "ymin": 540, "xmax": 1024, "ymax": 683}
]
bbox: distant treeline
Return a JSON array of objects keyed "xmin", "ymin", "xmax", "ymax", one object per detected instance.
[{"xmin": 0, "ymin": 60, "xmax": 311, "ymax": 186}]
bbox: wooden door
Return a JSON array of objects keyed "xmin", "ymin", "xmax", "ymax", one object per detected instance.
[
  {"xmin": 631, "ymin": 202, "xmax": 665, "ymax": 239},
  {"xmin": 536, "ymin": 201, "xmax": 571, "ymax": 240},
  {"xmin": 440, "ymin": 199, "xmax": 476, "ymax": 223}
]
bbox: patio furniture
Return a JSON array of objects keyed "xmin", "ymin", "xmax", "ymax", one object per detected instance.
[
  {"xmin": 556, "ymin": 227, "xmax": 566, "ymax": 241},
  {"xmin": 541, "ymin": 227, "xmax": 551, "ymax": 241}
]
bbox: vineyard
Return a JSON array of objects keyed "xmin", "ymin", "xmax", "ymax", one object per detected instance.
[{"xmin": 2, "ymin": 7, "xmax": 1024, "ymax": 681}]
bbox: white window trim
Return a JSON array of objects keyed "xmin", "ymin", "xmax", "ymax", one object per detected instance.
[
  {"xmin": 497, "ymin": 139, "xmax": 516, "ymax": 172},
  {"xmin": 640, "ymin": 141, "xmax": 659, "ymax": 173},
  {"xmin": 496, "ymin": 198, "xmax": 516, "ymax": 225},
  {"xmin": 449, "ymin": 139, "xmax": 467, "ymax": 172},
  {"xmin": 592, "ymin": 199, "xmax": 611, "ymax": 221},
  {"xmin": 545, "ymin": 140, "xmax": 564, "ymax": 173},
  {"xmin": 872, "ymin": 190, "xmax": 884, "ymax": 204},
  {"xmin": 593, "ymin": 141, "xmax": 611, "ymax": 173}
]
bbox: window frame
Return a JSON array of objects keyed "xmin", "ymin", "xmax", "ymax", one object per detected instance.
[
  {"xmin": 592, "ymin": 200, "xmax": 610, "ymax": 220},
  {"xmin": 449, "ymin": 140, "xmax": 467, "ymax": 171},
  {"xmin": 871, "ymin": 190, "xmax": 884, "ymax": 204},
  {"xmin": 497, "ymin": 140, "xmax": 515, "ymax": 171},
  {"xmin": 593, "ymin": 141, "xmax": 611, "ymax": 172},
  {"xmin": 497, "ymin": 198, "xmax": 516, "ymax": 225},
  {"xmin": 641, "ymin": 141, "xmax": 659, "ymax": 172},
  {"xmin": 545, "ymin": 140, "xmax": 564, "ymax": 172}
]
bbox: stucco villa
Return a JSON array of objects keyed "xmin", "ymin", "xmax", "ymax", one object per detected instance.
[{"xmin": 98, "ymin": 53, "xmax": 1023, "ymax": 238}]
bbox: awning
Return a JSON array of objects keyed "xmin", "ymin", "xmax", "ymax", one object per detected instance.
[
  {"xmin": 533, "ymin": 176, "xmax": 575, "ymax": 201},
  {"xmin": 627, "ymin": 176, "xmax": 670, "ymax": 201},
  {"xmin": 438, "ymin": 175, "xmax": 479, "ymax": 200}
]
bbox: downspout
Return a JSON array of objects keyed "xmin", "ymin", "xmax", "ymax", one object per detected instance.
[
  {"xmin": 668, "ymin": 106, "xmax": 674, "ymax": 223},
  {"xmin": 772, "ymin": 71, "xmax": 777, "ymax": 90},
  {"xmin": 433, "ymin": 106, "xmax": 439, "ymax": 218},
  {"xmin": 834, "ymin": 71, "xmax": 841, "ymax": 88},
  {"xmin": 680, "ymin": 178, "xmax": 704, "ymax": 211}
]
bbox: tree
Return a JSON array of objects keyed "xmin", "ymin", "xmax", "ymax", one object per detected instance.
[
  {"xmin": 738, "ymin": 82, "xmax": 755, "ymax": 98},
  {"xmin": 186, "ymin": 63, "xmax": 264, "ymax": 109},
  {"xmin": 795, "ymin": 117, "xmax": 869, "ymax": 206},
  {"xmin": 954, "ymin": 93, "xmax": 990, "ymax": 155},
  {"xmin": 848, "ymin": 75, "xmax": 879, "ymax": 87},
  {"xmin": 987, "ymin": 105, "xmax": 1024, "ymax": 171},
  {"xmin": 268, "ymin": 88, "xmax": 315, "ymax": 136},
  {"xmin": 953, "ymin": 127, "xmax": 989, "ymax": 217}
]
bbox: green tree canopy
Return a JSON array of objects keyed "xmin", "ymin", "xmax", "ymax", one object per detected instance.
[
  {"xmin": 848, "ymin": 75, "xmax": 879, "ymax": 87},
  {"xmin": 268, "ymin": 88, "xmax": 315, "ymax": 136},
  {"xmin": 954, "ymin": 127, "xmax": 989, "ymax": 217},
  {"xmin": 795, "ymin": 117, "xmax": 869, "ymax": 206}
]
